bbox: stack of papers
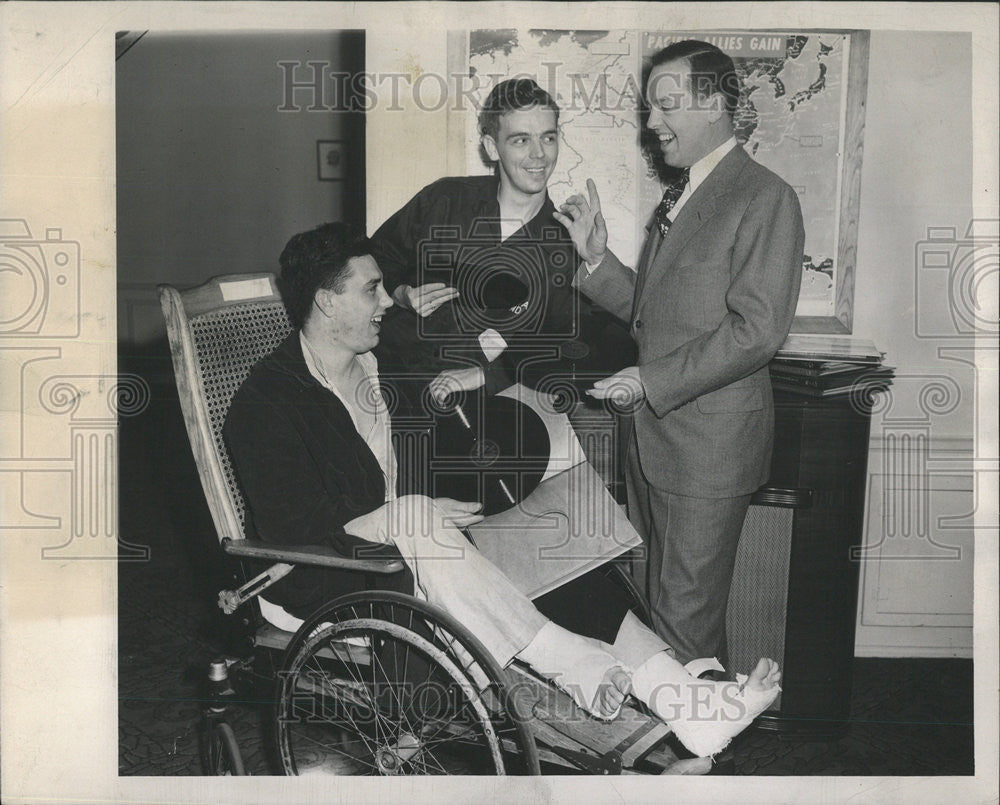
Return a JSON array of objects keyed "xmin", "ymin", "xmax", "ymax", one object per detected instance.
[
  {"xmin": 775, "ymin": 334, "xmax": 885, "ymax": 364},
  {"xmin": 770, "ymin": 335, "xmax": 893, "ymax": 398}
]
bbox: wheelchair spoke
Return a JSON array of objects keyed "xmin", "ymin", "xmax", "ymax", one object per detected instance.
[
  {"xmin": 408, "ymin": 749, "xmax": 450, "ymax": 775},
  {"xmin": 285, "ymin": 723, "xmax": 382, "ymax": 774},
  {"xmin": 294, "ymin": 638, "xmax": 386, "ymax": 757},
  {"xmin": 277, "ymin": 595, "xmax": 535, "ymax": 776},
  {"xmin": 367, "ymin": 629, "xmax": 422, "ymax": 741},
  {"xmin": 286, "ymin": 680, "xmax": 378, "ymax": 760},
  {"xmin": 416, "ymin": 712, "xmax": 496, "ymax": 756}
]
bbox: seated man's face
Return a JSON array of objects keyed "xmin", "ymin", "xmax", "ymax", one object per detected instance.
[
  {"xmin": 482, "ymin": 107, "xmax": 559, "ymax": 199},
  {"xmin": 321, "ymin": 255, "xmax": 393, "ymax": 354}
]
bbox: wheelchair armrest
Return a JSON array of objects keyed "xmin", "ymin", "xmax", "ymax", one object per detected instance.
[{"xmin": 223, "ymin": 539, "xmax": 405, "ymax": 574}]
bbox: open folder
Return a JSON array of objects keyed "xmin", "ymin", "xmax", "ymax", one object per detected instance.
[{"xmin": 467, "ymin": 384, "xmax": 642, "ymax": 600}]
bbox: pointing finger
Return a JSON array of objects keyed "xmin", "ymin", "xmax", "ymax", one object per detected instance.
[{"xmin": 586, "ymin": 178, "xmax": 601, "ymax": 212}]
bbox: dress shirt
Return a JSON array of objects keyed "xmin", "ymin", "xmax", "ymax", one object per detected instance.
[
  {"xmin": 585, "ymin": 136, "xmax": 739, "ymax": 274},
  {"xmin": 300, "ymin": 332, "xmax": 397, "ymax": 507},
  {"xmin": 663, "ymin": 136, "xmax": 737, "ymax": 223}
]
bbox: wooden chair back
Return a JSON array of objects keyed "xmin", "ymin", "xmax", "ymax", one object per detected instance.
[{"xmin": 158, "ymin": 273, "xmax": 291, "ymax": 545}]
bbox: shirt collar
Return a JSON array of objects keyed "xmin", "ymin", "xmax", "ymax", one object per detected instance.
[
  {"xmin": 479, "ymin": 171, "xmax": 556, "ymax": 228},
  {"xmin": 520, "ymin": 193, "xmax": 558, "ymax": 239},
  {"xmin": 476, "ymin": 173, "xmax": 502, "ymax": 215},
  {"xmin": 689, "ymin": 136, "xmax": 738, "ymax": 192},
  {"xmin": 299, "ymin": 330, "xmax": 378, "ymax": 391}
]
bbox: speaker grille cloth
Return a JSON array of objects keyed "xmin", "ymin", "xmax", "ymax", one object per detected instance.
[{"xmin": 727, "ymin": 504, "xmax": 794, "ymax": 710}]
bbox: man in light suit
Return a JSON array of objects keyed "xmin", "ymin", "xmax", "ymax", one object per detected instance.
[{"xmin": 555, "ymin": 40, "xmax": 805, "ymax": 665}]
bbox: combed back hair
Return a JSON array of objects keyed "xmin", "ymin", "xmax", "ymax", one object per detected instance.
[
  {"xmin": 478, "ymin": 77, "xmax": 560, "ymax": 140},
  {"xmin": 649, "ymin": 40, "xmax": 740, "ymax": 115},
  {"xmin": 277, "ymin": 222, "xmax": 372, "ymax": 329}
]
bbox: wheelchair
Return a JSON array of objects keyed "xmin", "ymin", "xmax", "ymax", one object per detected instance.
[{"xmin": 159, "ymin": 272, "xmax": 711, "ymax": 777}]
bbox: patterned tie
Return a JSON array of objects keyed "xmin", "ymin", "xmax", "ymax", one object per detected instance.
[{"xmin": 654, "ymin": 168, "xmax": 690, "ymax": 237}]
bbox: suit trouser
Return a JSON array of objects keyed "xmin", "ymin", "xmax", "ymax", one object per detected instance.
[
  {"xmin": 383, "ymin": 495, "xmax": 548, "ymax": 666},
  {"xmin": 624, "ymin": 430, "xmax": 751, "ymax": 666}
]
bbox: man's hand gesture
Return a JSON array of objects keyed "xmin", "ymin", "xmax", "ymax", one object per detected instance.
[
  {"xmin": 393, "ymin": 282, "xmax": 459, "ymax": 317},
  {"xmin": 587, "ymin": 366, "xmax": 645, "ymax": 411},
  {"xmin": 432, "ymin": 498, "xmax": 485, "ymax": 529},
  {"xmin": 428, "ymin": 366, "xmax": 485, "ymax": 403},
  {"xmin": 553, "ymin": 178, "xmax": 608, "ymax": 267}
]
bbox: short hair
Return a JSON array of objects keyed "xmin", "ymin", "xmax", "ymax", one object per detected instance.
[
  {"xmin": 648, "ymin": 40, "xmax": 740, "ymax": 115},
  {"xmin": 478, "ymin": 78, "xmax": 560, "ymax": 140},
  {"xmin": 277, "ymin": 222, "xmax": 372, "ymax": 330}
]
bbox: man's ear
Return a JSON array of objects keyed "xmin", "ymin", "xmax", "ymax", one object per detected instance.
[
  {"xmin": 482, "ymin": 134, "xmax": 500, "ymax": 163},
  {"xmin": 707, "ymin": 92, "xmax": 725, "ymax": 123},
  {"xmin": 312, "ymin": 286, "xmax": 336, "ymax": 318}
]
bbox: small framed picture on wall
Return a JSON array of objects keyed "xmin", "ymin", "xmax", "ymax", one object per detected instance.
[{"xmin": 317, "ymin": 140, "xmax": 345, "ymax": 181}]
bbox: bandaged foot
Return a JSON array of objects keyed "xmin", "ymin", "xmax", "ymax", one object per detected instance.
[
  {"xmin": 632, "ymin": 654, "xmax": 781, "ymax": 758},
  {"xmin": 517, "ymin": 621, "xmax": 632, "ymax": 720}
]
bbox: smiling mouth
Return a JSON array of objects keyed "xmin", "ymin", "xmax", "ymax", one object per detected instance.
[
  {"xmin": 657, "ymin": 133, "xmax": 676, "ymax": 144},
  {"xmin": 370, "ymin": 315, "xmax": 383, "ymax": 328}
]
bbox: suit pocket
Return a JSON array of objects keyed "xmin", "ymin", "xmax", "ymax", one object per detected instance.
[
  {"xmin": 696, "ymin": 382, "xmax": 764, "ymax": 414},
  {"xmin": 673, "ymin": 244, "xmax": 734, "ymax": 273}
]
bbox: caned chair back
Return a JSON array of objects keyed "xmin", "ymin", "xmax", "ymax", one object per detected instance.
[{"xmin": 159, "ymin": 273, "xmax": 292, "ymax": 545}]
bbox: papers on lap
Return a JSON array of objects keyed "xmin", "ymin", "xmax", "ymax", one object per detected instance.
[
  {"xmin": 451, "ymin": 383, "xmax": 640, "ymax": 599},
  {"xmin": 468, "ymin": 460, "xmax": 641, "ymax": 600}
]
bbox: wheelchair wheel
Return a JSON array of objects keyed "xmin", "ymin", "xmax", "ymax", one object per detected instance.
[
  {"xmin": 204, "ymin": 721, "xmax": 246, "ymax": 775},
  {"xmin": 275, "ymin": 591, "xmax": 539, "ymax": 776}
]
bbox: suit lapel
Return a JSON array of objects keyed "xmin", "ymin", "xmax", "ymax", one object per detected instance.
[
  {"xmin": 633, "ymin": 221, "xmax": 663, "ymax": 307},
  {"xmin": 649, "ymin": 146, "xmax": 751, "ymax": 273}
]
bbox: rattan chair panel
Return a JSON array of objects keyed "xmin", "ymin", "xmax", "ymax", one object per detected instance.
[{"xmin": 189, "ymin": 301, "xmax": 291, "ymax": 527}]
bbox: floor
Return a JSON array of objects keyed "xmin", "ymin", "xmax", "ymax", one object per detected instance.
[{"xmin": 118, "ymin": 374, "xmax": 976, "ymax": 777}]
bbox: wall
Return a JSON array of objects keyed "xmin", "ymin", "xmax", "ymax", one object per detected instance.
[
  {"xmin": 852, "ymin": 31, "xmax": 975, "ymax": 656},
  {"xmin": 364, "ymin": 28, "xmax": 451, "ymax": 234},
  {"xmin": 117, "ymin": 31, "xmax": 365, "ymax": 349}
]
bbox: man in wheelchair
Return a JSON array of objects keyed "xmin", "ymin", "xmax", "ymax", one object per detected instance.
[{"xmin": 223, "ymin": 221, "xmax": 782, "ymax": 759}]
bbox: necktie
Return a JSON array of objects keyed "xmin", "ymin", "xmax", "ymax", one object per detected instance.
[{"xmin": 654, "ymin": 168, "xmax": 690, "ymax": 237}]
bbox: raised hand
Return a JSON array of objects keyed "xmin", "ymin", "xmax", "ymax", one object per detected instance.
[
  {"xmin": 393, "ymin": 282, "xmax": 459, "ymax": 317},
  {"xmin": 552, "ymin": 178, "xmax": 608, "ymax": 266}
]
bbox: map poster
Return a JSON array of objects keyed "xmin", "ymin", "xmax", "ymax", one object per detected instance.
[{"xmin": 458, "ymin": 29, "xmax": 869, "ymax": 332}]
